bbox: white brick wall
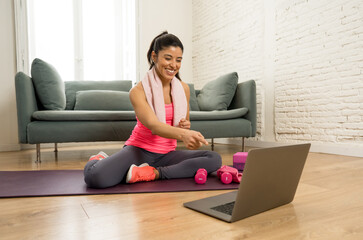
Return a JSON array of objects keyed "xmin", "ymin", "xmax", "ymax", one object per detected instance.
[
  {"xmin": 192, "ymin": 0, "xmax": 265, "ymax": 138},
  {"xmin": 274, "ymin": 0, "xmax": 362, "ymax": 145},
  {"xmin": 192, "ymin": 0, "xmax": 363, "ymax": 154}
]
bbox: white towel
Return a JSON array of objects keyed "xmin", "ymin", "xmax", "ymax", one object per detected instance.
[{"xmin": 141, "ymin": 67, "xmax": 187, "ymax": 126}]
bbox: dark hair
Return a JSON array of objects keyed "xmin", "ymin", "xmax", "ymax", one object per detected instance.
[{"xmin": 147, "ymin": 31, "xmax": 184, "ymax": 80}]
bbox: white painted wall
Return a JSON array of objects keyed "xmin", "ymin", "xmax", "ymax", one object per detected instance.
[
  {"xmin": 192, "ymin": 0, "xmax": 363, "ymax": 157},
  {"xmin": 0, "ymin": 0, "xmax": 19, "ymax": 151},
  {"xmin": 138, "ymin": 0, "xmax": 193, "ymax": 83}
]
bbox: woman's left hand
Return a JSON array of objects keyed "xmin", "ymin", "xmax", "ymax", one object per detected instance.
[{"xmin": 178, "ymin": 118, "xmax": 191, "ymax": 129}]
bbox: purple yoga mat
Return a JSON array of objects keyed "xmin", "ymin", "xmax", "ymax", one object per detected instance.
[{"xmin": 0, "ymin": 170, "xmax": 239, "ymax": 198}]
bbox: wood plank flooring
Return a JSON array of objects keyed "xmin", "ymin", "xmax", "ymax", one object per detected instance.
[{"xmin": 0, "ymin": 143, "xmax": 362, "ymax": 240}]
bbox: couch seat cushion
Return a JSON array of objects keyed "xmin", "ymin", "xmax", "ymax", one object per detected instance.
[
  {"xmin": 74, "ymin": 90, "xmax": 133, "ymax": 110},
  {"xmin": 32, "ymin": 110, "xmax": 136, "ymax": 121},
  {"xmin": 189, "ymin": 108, "xmax": 248, "ymax": 120}
]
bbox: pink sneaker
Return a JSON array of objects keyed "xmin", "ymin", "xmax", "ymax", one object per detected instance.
[
  {"xmin": 126, "ymin": 163, "xmax": 156, "ymax": 183},
  {"xmin": 88, "ymin": 151, "xmax": 109, "ymax": 161}
]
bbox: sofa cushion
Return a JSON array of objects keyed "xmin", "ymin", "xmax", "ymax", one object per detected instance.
[
  {"xmin": 31, "ymin": 58, "xmax": 66, "ymax": 110},
  {"xmin": 187, "ymin": 83, "xmax": 200, "ymax": 111},
  {"xmin": 32, "ymin": 110, "xmax": 136, "ymax": 121},
  {"xmin": 189, "ymin": 108, "xmax": 248, "ymax": 120},
  {"xmin": 197, "ymin": 72, "xmax": 238, "ymax": 111},
  {"xmin": 74, "ymin": 90, "xmax": 133, "ymax": 111},
  {"xmin": 65, "ymin": 80, "xmax": 132, "ymax": 110}
]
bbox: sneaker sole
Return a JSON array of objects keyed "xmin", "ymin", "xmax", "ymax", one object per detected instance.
[
  {"xmin": 98, "ymin": 151, "xmax": 109, "ymax": 159},
  {"xmin": 126, "ymin": 164, "xmax": 136, "ymax": 183}
]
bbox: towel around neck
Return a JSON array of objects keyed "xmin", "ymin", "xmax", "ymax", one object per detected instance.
[{"xmin": 141, "ymin": 67, "xmax": 187, "ymax": 126}]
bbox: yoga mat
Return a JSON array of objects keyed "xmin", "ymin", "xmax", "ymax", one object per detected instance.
[{"xmin": 0, "ymin": 170, "xmax": 239, "ymax": 198}]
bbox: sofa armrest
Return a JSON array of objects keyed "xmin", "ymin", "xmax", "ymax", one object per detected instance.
[
  {"xmin": 15, "ymin": 72, "xmax": 38, "ymax": 143},
  {"xmin": 229, "ymin": 80, "xmax": 256, "ymax": 137}
]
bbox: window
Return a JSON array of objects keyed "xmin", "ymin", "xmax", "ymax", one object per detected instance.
[{"xmin": 15, "ymin": 0, "xmax": 138, "ymax": 83}]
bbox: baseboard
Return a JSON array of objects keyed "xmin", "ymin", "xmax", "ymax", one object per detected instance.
[
  {"xmin": 213, "ymin": 138, "xmax": 363, "ymax": 158},
  {"xmin": 0, "ymin": 144, "xmax": 21, "ymax": 152}
]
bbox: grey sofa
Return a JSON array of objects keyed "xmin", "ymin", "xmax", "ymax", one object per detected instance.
[{"xmin": 15, "ymin": 62, "xmax": 256, "ymax": 163}]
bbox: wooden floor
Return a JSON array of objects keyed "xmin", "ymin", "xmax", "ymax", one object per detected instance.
[{"xmin": 0, "ymin": 143, "xmax": 362, "ymax": 240}]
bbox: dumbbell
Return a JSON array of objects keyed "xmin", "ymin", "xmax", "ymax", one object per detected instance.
[
  {"xmin": 220, "ymin": 172, "xmax": 233, "ymax": 184},
  {"xmin": 194, "ymin": 168, "xmax": 207, "ymax": 184}
]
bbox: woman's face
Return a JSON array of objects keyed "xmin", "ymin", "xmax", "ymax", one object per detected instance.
[{"xmin": 152, "ymin": 46, "xmax": 183, "ymax": 82}]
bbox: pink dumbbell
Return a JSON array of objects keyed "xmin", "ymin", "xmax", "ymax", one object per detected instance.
[
  {"xmin": 220, "ymin": 172, "xmax": 233, "ymax": 184},
  {"xmin": 194, "ymin": 168, "xmax": 207, "ymax": 184}
]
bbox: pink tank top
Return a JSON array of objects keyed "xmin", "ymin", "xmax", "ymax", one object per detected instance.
[{"xmin": 125, "ymin": 103, "xmax": 177, "ymax": 154}]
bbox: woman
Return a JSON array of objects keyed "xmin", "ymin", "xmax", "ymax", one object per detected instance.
[{"xmin": 84, "ymin": 31, "xmax": 222, "ymax": 188}]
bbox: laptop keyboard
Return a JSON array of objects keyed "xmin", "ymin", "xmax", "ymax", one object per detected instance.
[{"xmin": 211, "ymin": 201, "xmax": 235, "ymax": 215}]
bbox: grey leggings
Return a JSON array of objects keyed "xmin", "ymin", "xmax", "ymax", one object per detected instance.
[{"xmin": 84, "ymin": 145, "xmax": 222, "ymax": 188}]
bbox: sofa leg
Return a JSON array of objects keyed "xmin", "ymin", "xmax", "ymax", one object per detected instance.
[
  {"xmin": 211, "ymin": 138, "xmax": 214, "ymax": 151},
  {"xmin": 54, "ymin": 143, "xmax": 58, "ymax": 152},
  {"xmin": 36, "ymin": 144, "xmax": 41, "ymax": 163},
  {"xmin": 242, "ymin": 137, "xmax": 245, "ymax": 152}
]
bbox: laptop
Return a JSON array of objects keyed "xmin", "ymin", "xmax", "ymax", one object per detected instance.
[{"xmin": 184, "ymin": 143, "xmax": 311, "ymax": 223}]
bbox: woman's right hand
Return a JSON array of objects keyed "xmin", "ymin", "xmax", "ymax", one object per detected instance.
[{"xmin": 181, "ymin": 130, "xmax": 209, "ymax": 150}]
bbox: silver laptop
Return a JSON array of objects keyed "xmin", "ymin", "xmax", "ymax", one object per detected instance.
[{"xmin": 184, "ymin": 144, "xmax": 311, "ymax": 223}]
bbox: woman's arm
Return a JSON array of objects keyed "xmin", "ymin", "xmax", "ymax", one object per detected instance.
[{"xmin": 129, "ymin": 82, "xmax": 207, "ymax": 149}]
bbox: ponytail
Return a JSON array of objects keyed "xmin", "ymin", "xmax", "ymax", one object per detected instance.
[{"xmin": 147, "ymin": 31, "xmax": 169, "ymax": 70}]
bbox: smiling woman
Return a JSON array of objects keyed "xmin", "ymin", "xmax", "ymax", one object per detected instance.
[{"xmin": 83, "ymin": 31, "xmax": 222, "ymax": 189}]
